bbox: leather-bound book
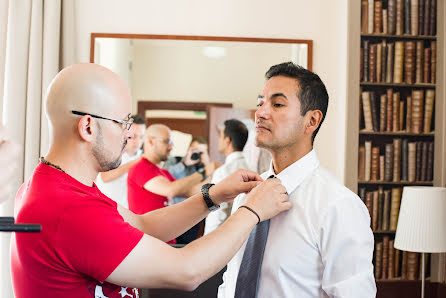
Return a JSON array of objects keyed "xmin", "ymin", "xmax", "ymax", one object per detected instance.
[
  {"xmin": 372, "ymin": 191, "xmax": 379, "ymax": 230},
  {"xmin": 424, "ymin": 89, "xmax": 435, "ymax": 132},
  {"xmin": 365, "ymin": 141, "xmax": 372, "ymax": 181},
  {"xmin": 380, "ymin": 94, "xmax": 387, "ymax": 132},
  {"xmin": 364, "ymin": 40, "xmax": 369, "ymax": 82},
  {"xmin": 393, "ymin": 41, "xmax": 404, "ymax": 83},
  {"xmin": 361, "ymin": 0, "xmax": 369, "ymax": 33},
  {"xmin": 401, "ymin": 139, "xmax": 408, "ymax": 181},
  {"xmin": 383, "ymin": 9, "xmax": 388, "ymax": 34},
  {"xmin": 382, "ymin": 190, "xmax": 391, "ymax": 230},
  {"xmin": 431, "ymin": 41, "xmax": 436, "ymax": 83},
  {"xmin": 415, "ymin": 41, "xmax": 424, "ymax": 83},
  {"xmin": 362, "ymin": 92, "xmax": 374, "ymax": 131},
  {"xmin": 368, "ymin": 0, "xmax": 375, "ymax": 33},
  {"xmin": 389, "ymin": 187, "xmax": 402, "ymax": 231},
  {"xmin": 388, "ymin": 0, "xmax": 397, "ymax": 34},
  {"xmin": 404, "ymin": 0, "xmax": 411, "ymax": 34},
  {"xmin": 388, "ymin": 240, "xmax": 395, "ymax": 279},
  {"xmin": 375, "ymin": 241, "xmax": 383, "ymax": 279},
  {"xmin": 411, "ymin": 0, "xmax": 419, "ymax": 36},
  {"xmin": 381, "ymin": 41, "xmax": 387, "ymax": 82},
  {"xmin": 377, "ymin": 43, "xmax": 383, "ymax": 83},
  {"xmin": 358, "ymin": 145, "xmax": 366, "ymax": 180},
  {"xmin": 427, "ymin": 141, "xmax": 434, "ymax": 181},
  {"xmin": 407, "ymin": 252, "xmax": 419, "ymax": 280},
  {"xmin": 429, "ymin": 0, "xmax": 436, "ymax": 35},
  {"xmin": 411, "ymin": 90, "xmax": 424, "ymax": 133},
  {"xmin": 396, "ymin": 0, "xmax": 404, "ymax": 35},
  {"xmin": 374, "ymin": 1, "xmax": 383, "ymax": 33},
  {"xmin": 386, "ymin": 43, "xmax": 394, "ymax": 83},
  {"xmin": 392, "ymin": 92, "xmax": 400, "ymax": 132},
  {"xmin": 419, "ymin": 0, "xmax": 425, "ymax": 35},
  {"xmin": 371, "ymin": 147, "xmax": 380, "ymax": 181},
  {"xmin": 360, "ymin": 48, "xmax": 364, "ymax": 82},
  {"xmin": 404, "ymin": 41, "xmax": 415, "ymax": 84},
  {"xmin": 380, "ymin": 155, "xmax": 385, "ymax": 181},
  {"xmin": 369, "ymin": 44, "xmax": 377, "ymax": 82},
  {"xmin": 359, "ymin": 187, "xmax": 366, "ymax": 203},
  {"xmin": 394, "ymin": 249, "xmax": 401, "ymax": 278},
  {"xmin": 416, "ymin": 141, "xmax": 422, "ymax": 181},
  {"xmin": 399, "ymin": 101, "xmax": 405, "ymax": 132},
  {"xmin": 385, "ymin": 143, "xmax": 394, "ymax": 181},
  {"xmin": 370, "ymin": 92, "xmax": 379, "ymax": 131},
  {"xmin": 406, "ymin": 95, "xmax": 412, "ymax": 132},
  {"xmin": 408, "ymin": 142, "xmax": 417, "ymax": 182},
  {"xmin": 424, "ymin": 0, "xmax": 431, "ymax": 36},
  {"xmin": 424, "ymin": 48, "xmax": 431, "ymax": 83},
  {"xmin": 366, "ymin": 191, "xmax": 373, "ymax": 219},
  {"xmin": 393, "ymin": 138, "xmax": 402, "ymax": 182},
  {"xmin": 382, "ymin": 236, "xmax": 390, "ymax": 279},
  {"xmin": 421, "ymin": 141, "xmax": 428, "ymax": 181},
  {"xmin": 402, "ymin": 251, "xmax": 408, "ymax": 279},
  {"xmin": 386, "ymin": 88, "xmax": 393, "ymax": 131}
]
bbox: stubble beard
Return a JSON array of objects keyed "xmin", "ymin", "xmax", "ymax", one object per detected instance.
[{"xmin": 92, "ymin": 126, "xmax": 125, "ymax": 172}]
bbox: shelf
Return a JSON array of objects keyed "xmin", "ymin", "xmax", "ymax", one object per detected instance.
[
  {"xmin": 361, "ymin": 33, "xmax": 437, "ymax": 40},
  {"xmin": 376, "ymin": 278, "xmax": 431, "ymax": 283},
  {"xmin": 374, "ymin": 230, "xmax": 396, "ymax": 234},
  {"xmin": 358, "ymin": 180, "xmax": 434, "ymax": 186},
  {"xmin": 359, "ymin": 131, "xmax": 435, "ymax": 137},
  {"xmin": 360, "ymin": 82, "xmax": 436, "ymax": 88}
]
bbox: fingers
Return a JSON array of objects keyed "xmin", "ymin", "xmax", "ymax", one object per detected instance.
[
  {"xmin": 236, "ymin": 169, "xmax": 263, "ymax": 182},
  {"xmin": 239, "ymin": 180, "xmax": 262, "ymax": 193}
]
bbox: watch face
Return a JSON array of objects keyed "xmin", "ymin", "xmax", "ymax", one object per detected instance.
[{"xmin": 209, "ymin": 205, "xmax": 220, "ymax": 211}]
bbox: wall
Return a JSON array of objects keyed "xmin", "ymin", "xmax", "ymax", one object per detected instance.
[{"xmin": 71, "ymin": 0, "xmax": 350, "ymax": 182}]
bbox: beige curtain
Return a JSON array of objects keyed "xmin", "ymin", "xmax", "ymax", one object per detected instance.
[{"xmin": 0, "ymin": 0, "xmax": 76, "ymax": 296}]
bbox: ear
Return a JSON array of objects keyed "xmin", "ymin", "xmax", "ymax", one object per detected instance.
[
  {"xmin": 225, "ymin": 136, "xmax": 231, "ymax": 147},
  {"xmin": 304, "ymin": 110, "xmax": 323, "ymax": 136},
  {"xmin": 77, "ymin": 116, "xmax": 95, "ymax": 143}
]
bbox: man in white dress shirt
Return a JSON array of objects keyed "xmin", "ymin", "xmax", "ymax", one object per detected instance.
[
  {"xmin": 218, "ymin": 62, "xmax": 376, "ymax": 298},
  {"xmin": 95, "ymin": 114, "xmax": 146, "ymax": 208},
  {"xmin": 204, "ymin": 119, "xmax": 251, "ymax": 235}
]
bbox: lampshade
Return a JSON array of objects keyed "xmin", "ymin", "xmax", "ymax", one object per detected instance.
[{"xmin": 394, "ymin": 186, "xmax": 446, "ymax": 253}]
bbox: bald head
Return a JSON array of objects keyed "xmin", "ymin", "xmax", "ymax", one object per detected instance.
[
  {"xmin": 45, "ymin": 63, "xmax": 131, "ymax": 137},
  {"xmin": 145, "ymin": 124, "xmax": 171, "ymax": 139},
  {"xmin": 144, "ymin": 124, "xmax": 172, "ymax": 162}
]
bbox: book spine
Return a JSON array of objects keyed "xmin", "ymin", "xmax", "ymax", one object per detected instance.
[
  {"xmin": 374, "ymin": 1, "xmax": 383, "ymax": 33},
  {"xmin": 370, "ymin": 44, "xmax": 377, "ymax": 83},
  {"xmin": 370, "ymin": 92, "xmax": 379, "ymax": 132},
  {"xmin": 406, "ymin": 95, "xmax": 412, "ymax": 132},
  {"xmin": 404, "ymin": 41, "xmax": 415, "ymax": 84},
  {"xmin": 419, "ymin": 0, "xmax": 425, "ymax": 35},
  {"xmin": 421, "ymin": 141, "xmax": 428, "ymax": 181},
  {"xmin": 396, "ymin": 0, "xmax": 404, "ymax": 35},
  {"xmin": 408, "ymin": 142, "xmax": 417, "ymax": 182},
  {"xmin": 415, "ymin": 41, "xmax": 424, "ymax": 83},
  {"xmin": 393, "ymin": 138, "xmax": 402, "ymax": 182},
  {"xmin": 431, "ymin": 41, "xmax": 436, "ymax": 83},
  {"xmin": 427, "ymin": 141, "xmax": 434, "ymax": 181},
  {"xmin": 392, "ymin": 92, "xmax": 400, "ymax": 132},
  {"xmin": 361, "ymin": 0, "xmax": 369, "ymax": 34},
  {"xmin": 388, "ymin": 0, "xmax": 397, "ymax": 35},
  {"xmin": 424, "ymin": 48, "xmax": 431, "ymax": 83},
  {"xmin": 368, "ymin": 0, "xmax": 375, "ymax": 34},
  {"xmin": 364, "ymin": 40, "xmax": 370, "ymax": 82},
  {"xmin": 386, "ymin": 88, "xmax": 393, "ymax": 131},
  {"xmin": 382, "ymin": 190, "xmax": 391, "ymax": 230},
  {"xmin": 424, "ymin": 89, "xmax": 435, "ymax": 133},
  {"xmin": 411, "ymin": 0, "xmax": 419, "ymax": 36},
  {"xmin": 358, "ymin": 145, "xmax": 366, "ymax": 181},
  {"xmin": 424, "ymin": 0, "xmax": 431, "ymax": 36},
  {"xmin": 362, "ymin": 92, "xmax": 374, "ymax": 131},
  {"xmin": 380, "ymin": 94, "xmax": 387, "ymax": 132},
  {"xmin": 404, "ymin": 0, "xmax": 411, "ymax": 34},
  {"xmin": 365, "ymin": 141, "xmax": 372, "ymax": 181},
  {"xmin": 385, "ymin": 143, "xmax": 394, "ymax": 182},
  {"xmin": 382, "ymin": 236, "xmax": 390, "ymax": 279},
  {"xmin": 386, "ymin": 43, "xmax": 394, "ymax": 83},
  {"xmin": 372, "ymin": 147, "xmax": 380, "ymax": 181},
  {"xmin": 401, "ymin": 139, "xmax": 408, "ymax": 181},
  {"xmin": 393, "ymin": 41, "xmax": 404, "ymax": 84},
  {"xmin": 390, "ymin": 187, "xmax": 402, "ymax": 230}
]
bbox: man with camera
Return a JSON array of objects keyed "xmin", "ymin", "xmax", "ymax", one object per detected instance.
[{"xmin": 127, "ymin": 124, "xmax": 207, "ymax": 243}]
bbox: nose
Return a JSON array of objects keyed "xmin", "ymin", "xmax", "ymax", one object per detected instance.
[{"xmin": 255, "ymin": 102, "xmax": 269, "ymax": 122}]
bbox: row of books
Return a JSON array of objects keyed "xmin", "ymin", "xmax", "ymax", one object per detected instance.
[
  {"xmin": 361, "ymin": 0, "xmax": 437, "ymax": 36},
  {"xmin": 361, "ymin": 89, "xmax": 435, "ymax": 133},
  {"xmin": 374, "ymin": 236, "xmax": 429, "ymax": 280},
  {"xmin": 361, "ymin": 40, "xmax": 436, "ymax": 84},
  {"xmin": 358, "ymin": 140, "xmax": 434, "ymax": 182}
]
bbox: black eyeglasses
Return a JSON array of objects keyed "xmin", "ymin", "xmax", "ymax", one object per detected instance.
[{"xmin": 71, "ymin": 111, "xmax": 133, "ymax": 130}]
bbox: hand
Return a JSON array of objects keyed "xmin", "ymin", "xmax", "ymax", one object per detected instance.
[
  {"xmin": 209, "ymin": 169, "xmax": 263, "ymax": 204},
  {"xmin": 242, "ymin": 178, "xmax": 291, "ymax": 222},
  {"xmin": 183, "ymin": 147, "xmax": 201, "ymax": 167},
  {"xmin": 204, "ymin": 161, "xmax": 218, "ymax": 176},
  {"xmin": 0, "ymin": 126, "xmax": 20, "ymax": 203}
]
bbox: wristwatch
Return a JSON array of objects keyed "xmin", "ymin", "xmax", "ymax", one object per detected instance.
[{"xmin": 201, "ymin": 183, "xmax": 220, "ymax": 211}]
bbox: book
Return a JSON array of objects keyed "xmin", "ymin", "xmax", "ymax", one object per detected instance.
[
  {"xmin": 396, "ymin": 0, "xmax": 404, "ymax": 35},
  {"xmin": 363, "ymin": 40, "xmax": 369, "ymax": 82},
  {"xmin": 386, "ymin": 89, "xmax": 393, "ymax": 131},
  {"xmin": 407, "ymin": 252, "xmax": 419, "ymax": 280},
  {"xmin": 366, "ymin": 191, "xmax": 373, "ymax": 218},
  {"xmin": 385, "ymin": 143, "xmax": 394, "ymax": 181},
  {"xmin": 386, "ymin": 43, "xmax": 394, "ymax": 83},
  {"xmin": 416, "ymin": 141, "xmax": 422, "ymax": 181},
  {"xmin": 415, "ymin": 41, "xmax": 424, "ymax": 83},
  {"xmin": 431, "ymin": 41, "xmax": 436, "ymax": 83},
  {"xmin": 358, "ymin": 145, "xmax": 366, "ymax": 180},
  {"xmin": 382, "ymin": 190, "xmax": 391, "ymax": 230},
  {"xmin": 365, "ymin": 141, "xmax": 372, "ymax": 181},
  {"xmin": 390, "ymin": 187, "xmax": 402, "ymax": 231},
  {"xmin": 411, "ymin": 90, "xmax": 424, "ymax": 134},
  {"xmin": 362, "ymin": 92, "xmax": 373, "ymax": 131},
  {"xmin": 424, "ymin": 89, "xmax": 435, "ymax": 133},
  {"xmin": 399, "ymin": 101, "xmax": 405, "ymax": 132},
  {"xmin": 375, "ymin": 241, "xmax": 383, "ymax": 279},
  {"xmin": 361, "ymin": 0, "xmax": 369, "ymax": 33},
  {"xmin": 395, "ymin": 249, "xmax": 401, "ymax": 278},
  {"xmin": 392, "ymin": 92, "xmax": 400, "ymax": 132},
  {"xmin": 372, "ymin": 191, "xmax": 379, "ymax": 230},
  {"xmin": 429, "ymin": 0, "xmax": 436, "ymax": 35},
  {"xmin": 382, "ymin": 236, "xmax": 390, "ymax": 279},
  {"xmin": 424, "ymin": 0, "xmax": 431, "ymax": 36},
  {"xmin": 421, "ymin": 141, "xmax": 428, "ymax": 181},
  {"xmin": 393, "ymin": 138, "xmax": 402, "ymax": 182},
  {"xmin": 406, "ymin": 95, "xmax": 412, "ymax": 132},
  {"xmin": 401, "ymin": 139, "xmax": 408, "ymax": 181},
  {"xmin": 371, "ymin": 147, "xmax": 380, "ymax": 181},
  {"xmin": 404, "ymin": 41, "xmax": 415, "ymax": 84},
  {"xmin": 380, "ymin": 94, "xmax": 387, "ymax": 132},
  {"xmin": 374, "ymin": 1, "xmax": 383, "ymax": 33},
  {"xmin": 359, "ymin": 187, "xmax": 366, "ymax": 203},
  {"xmin": 424, "ymin": 48, "xmax": 431, "ymax": 83},
  {"xmin": 393, "ymin": 41, "xmax": 404, "ymax": 84},
  {"xmin": 368, "ymin": 0, "xmax": 374, "ymax": 34},
  {"xmin": 388, "ymin": 0, "xmax": 397, "ymax": 35},
  {"xmin": 380, "ymin": 155, "xmax": 385, "ymax": 180},
  {"xmin": 402, "ymin": 251, "xmax": 408, "ymax": 279},
  {"xmin": 383, "ymin": 9, "xmax": 388, "ymax": 34},
  {"xmin": 370, "ymin": 92, "xmax": 379, "ymax": 131},
  {"xmin": 381, "ymin": 41, "xmax": 387, "ymax": 82},
  {"xmin": 427, "ymin": 141, "xmax": 434, "ymax": 181},
  {"xmin": 408, "ymin": 142, "xmax": 417, "ymax": 182},
  {"xmin": 377, "ymin": 43, "xmax": 382, "ymax": 83},
  {"xmin": 369, "ymin": 44, "xmax": 377, "ymax": 83},
  {"xmin": 419, "ymin": 0, "xmax": 425, "ymax": 35},
  {"xmin": 411, "ymin": 0, "xmax": 419, "ymax": 36},
  {"xmin": 388, "ymin": 240, "xmax": 395, "ymax": 278},
  {"xmin": 404, "ymin": 0, "xmax": 411, "ymax": 34},
  {"xmin": 360, "ymin": 48, "xmax": 364, "ymax": 82},
  {"xmin": 378, "ymin": 187, "xmax": 384, "ymax": 230}
]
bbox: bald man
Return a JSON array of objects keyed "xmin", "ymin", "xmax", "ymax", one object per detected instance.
[
  {"xmin": 10, "ymin": 63, "xmax": 291, "ymax": 298},
  {"xmin": 127, "ymin": 124, "xmax": 205, "ymax": 224}
]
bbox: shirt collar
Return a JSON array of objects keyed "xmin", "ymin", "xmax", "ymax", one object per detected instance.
[
  {"xmin": 263, "ymin": 149, "xmax": 319, "ymax": 195},
  {"xmin": 225, "ymin": 151, "xmax": 245, "ymax": 164}
]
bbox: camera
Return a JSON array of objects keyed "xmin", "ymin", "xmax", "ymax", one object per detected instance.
[{"xmin": 191, "ymin": 152, "xmax": 202, "ymax": 161}]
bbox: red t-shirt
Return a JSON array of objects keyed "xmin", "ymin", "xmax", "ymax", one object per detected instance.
[
  {"xmin": 127, "ymin": 158, "xmax": 175, "ymax": 215},
  {"xmin": 10, "ymin": 163, "xmax": 144, "ymax": 298}
]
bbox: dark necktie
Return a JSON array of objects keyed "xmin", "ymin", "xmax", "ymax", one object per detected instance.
[{"xmin": 234, "ymin": 175, "xmax": 275, "ymax": 298}]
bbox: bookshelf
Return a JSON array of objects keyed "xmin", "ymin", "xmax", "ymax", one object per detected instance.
[{"xmin": 345, "ymin": 0, "xmax": 445, "ymax": 295}]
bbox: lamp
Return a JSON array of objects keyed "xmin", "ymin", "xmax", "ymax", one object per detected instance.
[{"xmin": 394, "ymin": 186, "xmax": 446, "ymax": 298}]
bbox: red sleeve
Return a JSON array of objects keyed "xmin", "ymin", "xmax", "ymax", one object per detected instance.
[
  {"xmin": 55, "ymin": 197, "xmax": 144, "ymax": 282},
  {"xmin": 162, "ymin": 169, "xmax": 176, "ymax": 182},
  {"xmin": 131, "ymin": 161, "xmax": 163, "ymax": 188}
]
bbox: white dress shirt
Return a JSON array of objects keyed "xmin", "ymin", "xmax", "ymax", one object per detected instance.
[
  {"xmin": 204, "ymin": 151, "xmax": 251, "ymax": 235},
  {"xmin": 95, "ymin": 150, "xmax": 142, "ymax": 208},
  {"xmin": 218, "ymin": 150, "xmax": 376, "ymax": 298}
]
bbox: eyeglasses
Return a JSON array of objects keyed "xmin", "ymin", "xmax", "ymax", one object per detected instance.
[
  {"xmin": 71, "ymin": 111, "xmax": 134, "ymax": 130},
  {"xmin": 150, "ymin": 136, "xmax": 173, "ymax": 146}
]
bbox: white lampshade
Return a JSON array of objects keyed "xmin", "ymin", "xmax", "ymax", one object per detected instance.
[{"xmin": 394, "ymin": 186, "xmax": 446, "ymax": 253}]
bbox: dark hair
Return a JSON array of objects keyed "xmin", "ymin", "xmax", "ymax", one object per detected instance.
[
  {"xmin": 265, "ymin": 62, "xmax": 328, "ymax": 142},
  {"xmin": 190, "ymin": 137, "xmax": 208, "ymax": 146},
  {"xmin": 131, "ymin": 114, "xmax": 146, "ymax": 125},
  {"xmin": 223, "ymin": 119, "xmax": 248, "ymax": 151}
]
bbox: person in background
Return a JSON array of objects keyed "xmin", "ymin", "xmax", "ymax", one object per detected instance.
[
  {"xmin": 218, "ymin": 62, "xmax": 375, "ymax": 298},
  {"xmin": 95, "ymin": 114, "xmax": 145, "ymax": 208},
  {"xmin": 204, "ymin": 119, "xmax": 250, "ymax": 235},
  {"xmin": 0, "ymin": 125, "xmax": 19, "ymax": 204}
]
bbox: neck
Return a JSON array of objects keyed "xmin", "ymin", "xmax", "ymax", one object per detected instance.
[
  {"xmin": 45, "ymin": 143, "xmax": 99, "ymax": 187},
  {"xmin": 269, "ymin": 142, "xmax": 312, "ymax": 174},
  {"xmin": 224, "ymin": 146, "xmax": 235, "ymax": 157},
  {"xmin": 142, "ymin": 150, "xmax": 161, "ymax": 166}
]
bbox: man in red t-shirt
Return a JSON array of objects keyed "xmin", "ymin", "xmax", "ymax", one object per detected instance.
[
  {"xmin": 10, "ymin": 63, "xmax": 291, "ymax": 298},
  {"xmin": 128, "ymin": 124, "xmax": 204, "ymax": 217}
]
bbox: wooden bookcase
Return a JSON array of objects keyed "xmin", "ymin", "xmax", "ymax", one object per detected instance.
[{"xmin": 345, "ymin": 0, "xmax": 445, "ymax": 297}]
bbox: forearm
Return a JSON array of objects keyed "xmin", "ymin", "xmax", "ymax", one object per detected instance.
[
  {"xmin": 170, "ymin": 172, "xmax": 203, "ymax": 197},
  {"xmin": 100, "ymin": 158, "xmax": 140, "ymax": 182}
]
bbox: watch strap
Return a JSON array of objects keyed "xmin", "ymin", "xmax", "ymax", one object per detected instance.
[{"xmin": 201, "ymin": 183, "xmax": 219, "ymax": 211}]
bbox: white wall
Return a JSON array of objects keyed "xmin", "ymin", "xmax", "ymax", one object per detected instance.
[{"xmin": 72, "ymin": 0, "xmax": 350, "ymax": 181}]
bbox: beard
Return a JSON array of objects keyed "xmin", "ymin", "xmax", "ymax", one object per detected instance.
[{"xmin": 92, "ymin": 125, "xmax": 124, "ymax": 172}]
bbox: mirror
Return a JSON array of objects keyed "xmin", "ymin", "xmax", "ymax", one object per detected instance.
[{"xmin": 90, "ymin": 34, "xmax": 312, "ymax": 161}]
